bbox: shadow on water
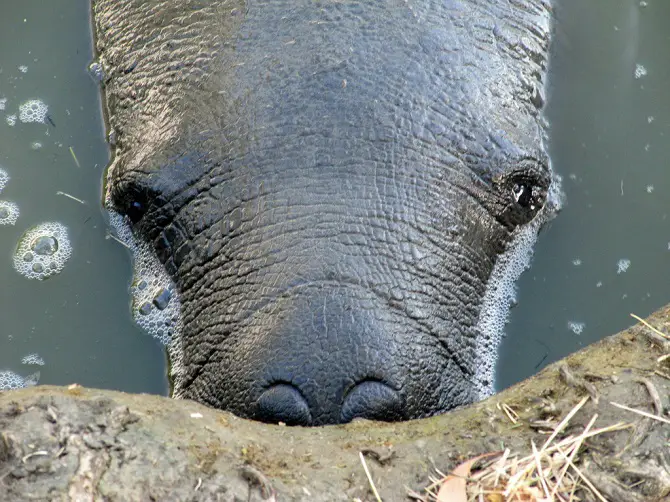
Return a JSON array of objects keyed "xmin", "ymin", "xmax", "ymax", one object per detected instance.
[
  {"xmin": 0, "ymin": 0, "xmax": 168, "ymax": 394},
  {"xmin": 0, "ymin": 0, "xmax": 667, "ymax": 398}
]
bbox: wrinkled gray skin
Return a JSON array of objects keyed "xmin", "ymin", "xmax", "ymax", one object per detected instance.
[{"xmin": 93, "ymin": 0, "xmax": 552, "ymax": 426}]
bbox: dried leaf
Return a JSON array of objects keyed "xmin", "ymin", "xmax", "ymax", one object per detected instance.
[{"xmin": 436, "ymin": 452, "xmax": 501, "ymax": 502}]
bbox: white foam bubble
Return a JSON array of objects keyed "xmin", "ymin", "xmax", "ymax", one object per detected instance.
[
  {"xmin": 0, "ymin": 370, "xmax": 39, "ymax": 390},
  {"xmin": 19, "ymin": 99, "xmax": 47, "ymax": 123},
  {"xmin": 6, "ymin": 114, "xmax": 16, "ymax": 126},
  {"xmin": 635, "ymin": 64, "xmax": 647, "ymax": 79},
  {"xmin": 0, "ymin": 201, "xmax": 20, "ymax": 225},
  {"xmin": 21, "ymin": 353, "xmax": 45, "ymax": 366},
  {"xmin": 13, "ymin": 222, "xmax": 72, "ymax": 280},
  {"xmin": 105, "ymin": 155, "xmax": 185, "ymax": 389},
  {"xmin": 0, "ymin": 168, "xmax": 8, "ymax": 193},
  {"xmin": 0, "ymin": 98, "xmax": 6, "ymax": 111},
  {"xmin": 567, "ymin": 321, "xmax": 585, "ymax": 335},
  {"xmin": 107, "ymin": 208, "xmax": 182, "ymax": 347},
  {"xmin": 474, "ymin": 174, "xmax": 563, "ymax": 399},
  {"xmin": 18, "ymin": 65, "xmax": 28, "ymax": 73},
  {"xmin": 647, "ymin": 185, "xmax": 654, "ymax": 193},
  {"xmin": 572, "ymin": 258, "xmax": 582, "ymax": 266},
  {"xmin": 617, "ymin": 258, "xmax": 630, "ymax": 274}
]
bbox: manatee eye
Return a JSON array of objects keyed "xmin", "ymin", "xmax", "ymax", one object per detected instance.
[
  {"xmin": 110, "ymin": 178, "xmax": 154, "ymax": 225},
  {"xmin": 494, "ymin": 169, "xmax": 548, "ymax": 229},
  {"xmin": 127, "ymin": 200, "xmax": 147, "ymax": 224},
  {"xmin": 512, "ymin": 183, "xmax": 534, "ymax": 209}
]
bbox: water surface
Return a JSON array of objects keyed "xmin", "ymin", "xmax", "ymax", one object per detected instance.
[
  {"xmin": 498, "ymin": 0, "xmax": 670, "ymax": 389},
  {"xmin": 0, "ymin": 0, "xmax": 167, "ymax": 394},
  {"xmin": 0, "ymin": 0, "xmax": 666, "ymax": 398}
]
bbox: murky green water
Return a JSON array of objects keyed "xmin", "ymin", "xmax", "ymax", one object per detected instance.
[
  {"xmin": 0, "ymin": 0, "xmax": 167, "ymax": 394},
  {"xmin": 498, "ymin": 0, "xmax": 670, "ymax": 389},
  {"xmin": 0, "ymin": 0, "xmax": 666, "ymax": 397}
]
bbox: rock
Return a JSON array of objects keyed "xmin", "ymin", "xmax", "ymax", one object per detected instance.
[{"xmin": 3, "ymin": 306, "xmax": 670, "ymax": 501}]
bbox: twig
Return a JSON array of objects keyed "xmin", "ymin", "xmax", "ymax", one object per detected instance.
[
  {"xmin": 69, "ymin": 146, "xmax": 80, "ymax": 168},
  {"xmin": 531, "ymin": 440, "xmax": 551, "ymax": 498},
  {"xmin": 22, "ymin": 450, "xmax": 48, "ymax": 463},
  {"xmin": 635, "ymin": 377, "xmax": 662, "ymax": 415},
  {"xmin": 499, "ymin": 403, "xmax": 519, "ymax": 424},
  {"xmin": 105, "ymin": 232, "xmax": 131, "ymax": 249},
  {"xmin": 556, "ymin": 445, "xmax": 609, "ymax": 502},
  {"xmin": 56, "ymin": 191, "xmax": 86, "ymax": 205},
  {"xmin": 541, "ymin": 396, "xmax": 589, "ymax": 452},
  {"xmin": 551, "ymin": 413, "xmax": 598, "ymax": 500},
  {"xmin": 611, "ymin": 401, "xmax": 670, "ymax": 425},
  {"xmin": 360, "ymin": 451, "xmax": 383, "ymax": 502},
  {"xmin": 560, "ymin": 365, "xmax": 599, "ymax": 403},
  {"xmin": 630, "ymin": 313, "xmax": 670, "ymax": 341},
  {"xmin": 239, "ymin": 465, "xmax": 276, "ymax": 501}
]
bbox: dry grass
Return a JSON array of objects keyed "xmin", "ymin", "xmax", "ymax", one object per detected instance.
[{"xmin": 415, "ymin": 397, "xmax": 634, "ymax": 502}]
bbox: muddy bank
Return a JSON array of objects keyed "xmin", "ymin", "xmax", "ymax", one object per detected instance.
[{"xmin": 2, "ymin": 308, "xmax": 670, "ymax": 501}]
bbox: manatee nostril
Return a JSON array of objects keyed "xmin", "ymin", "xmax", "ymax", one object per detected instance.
[
  {"xmin": 256, "ymin": 383, "xmax": 313, "ymax": 426},
  {"xmin": 340, "ymin": 380, "xmax": 405, "ymax": 423}
]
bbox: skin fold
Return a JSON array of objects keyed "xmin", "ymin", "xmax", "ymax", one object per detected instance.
[{"xmin": 93, "ymin": 0, "xmax": 553, "ymax": 425}]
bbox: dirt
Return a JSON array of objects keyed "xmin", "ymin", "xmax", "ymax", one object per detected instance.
[{"xmin": 2, "ymin": 307, "xmax": 670, "ymax": 501}]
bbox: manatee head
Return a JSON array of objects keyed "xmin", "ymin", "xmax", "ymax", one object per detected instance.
[{"xmin": 99, "ymin": 0, "xmax": 555, "ymax": 424}]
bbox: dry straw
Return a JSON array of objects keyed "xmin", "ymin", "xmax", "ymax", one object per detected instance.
[{"xmin": 414, "ymin": 397, "xmax": 633, "ymax": 502}]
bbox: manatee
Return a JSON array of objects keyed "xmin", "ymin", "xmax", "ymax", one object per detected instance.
[{"xmin": 93, "ymin": 0, "xmax": 557, "ymax": 425}]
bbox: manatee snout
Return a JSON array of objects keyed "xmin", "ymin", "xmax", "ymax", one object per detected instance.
[
  {"xmin": 182, "ymin": 286, "xmax": 447, "ymax": 426},
  {"xmin": 258, "ymin": 379, "xmax": 403, "ymax": 426}
]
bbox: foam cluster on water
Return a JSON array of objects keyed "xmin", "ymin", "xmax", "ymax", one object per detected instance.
[
  {"xmin": 0, "ymin": 370, "xmax": 39, "ymax": 390},
  {"xmin": 107, "ymin": 207, "xmax": 183, "ymax": 350},
  {"xmin": 13, "ymin": 222, "xmax": 72, "ymax": 280},
  {"xmin": 474, "ymin": 174, "xmax": 563, "ymax": 399},
  {"xmin": 21, "ymin": 353, "xmax": 45, "ymax": 366},
  {"xmin": 0, "ymin": 168, "xmax": 8, "ymax": 192},
  {"xmin": 0, "ymin": 201, "xmax": 19, "ymax": 226},
  {"xmin": 617, "ymin": 258, "xmax": 631, "ymax": 274},
  {"xmin": 19, "ymin": 99, "xmax": 48, "ymax": 123},
  {"xmin": 634, "ymin": 64, "xmax": 647, "ymax": 79},
  {"xmin": 0, "ymin": 169, "xmax": 19, "ymax": 225},
  {"xmin": 5, "ymin": 114, "xmax": 16, "ymax": 126},
  {"xmin": 567, "ymin": 321, "xmax": 585, "ymax": 335}
]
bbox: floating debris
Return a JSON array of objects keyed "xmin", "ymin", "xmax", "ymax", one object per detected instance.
[
  {"xmin": 56, "ymin": 191, "xmax": 86, "ymax": 205},
  {"xmin": 69, "ymin": 146, "xmax": 80, "ymax": 167}
]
